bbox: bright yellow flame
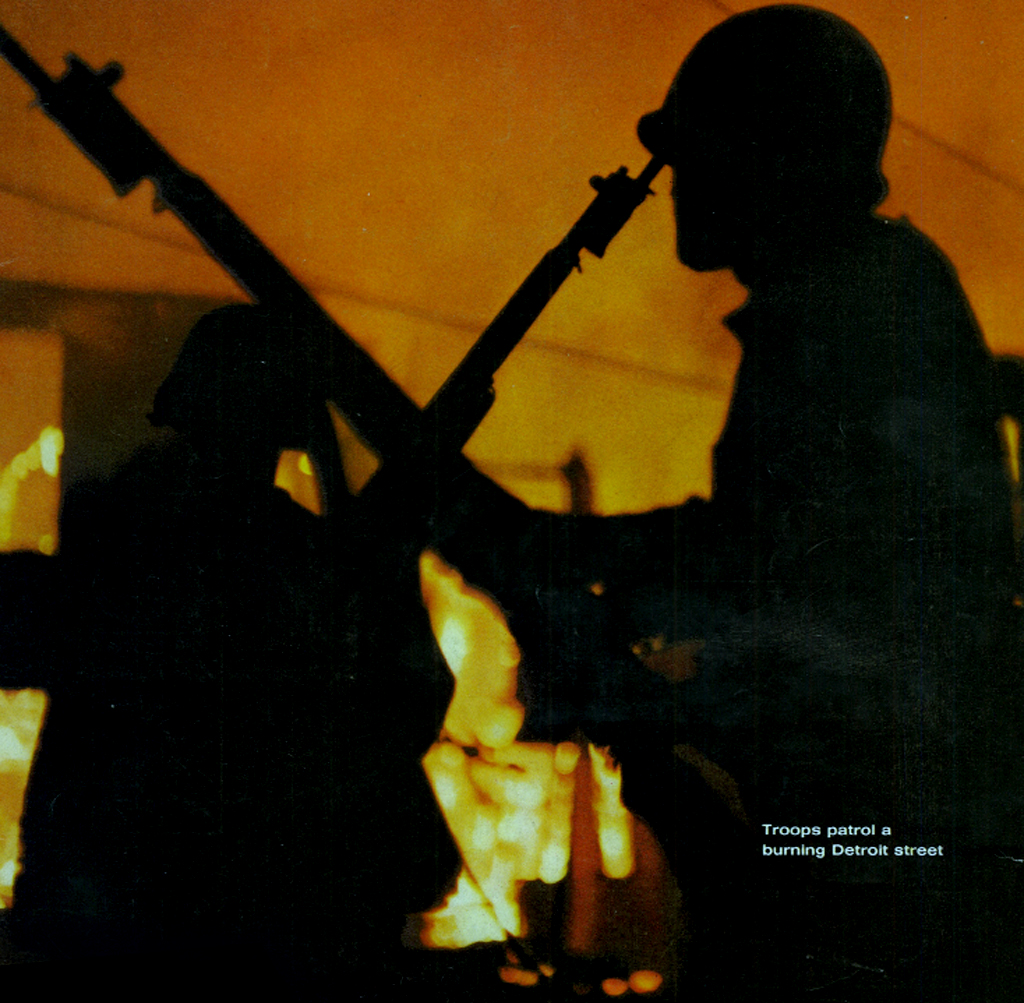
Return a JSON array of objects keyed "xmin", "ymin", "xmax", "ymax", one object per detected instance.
[
  {"xmin": 39, "ymin": 427, "xmax": 63, "ymax": 478},
  {"xmin": 418, "ymin": 868, "xmax": 508, "ymax": 949},
  {"xmin": 437, "ymin": 619, "xmax": 469, "ymax": 676},
  {"xmin": 0, "ymin": 426, "xmax": 64, "ymax": 552},
  {"xmin": 555, "ymin": 741, "xmax": 581, "ymax": 775},
  {"xmin": 420, "ymin": 550, "xmax": 575, "ymax": 942},
  {"xmin": 418, "ymin": 550, "xmax": 643, "ymax": 952},
  {"xmin": 419, "ymin": 550, "xmax": 523, "ymax": 749},
  {"xmin": 590, "ymin": 745, "xmax": 635, "ymax": 880},
  {"xmin": 0, "ymin": 689, "xmax": 48, "ymax": 909},
  {"xmin": 273, "ymin": 449, "xmax": 322, "ymax": 515}
]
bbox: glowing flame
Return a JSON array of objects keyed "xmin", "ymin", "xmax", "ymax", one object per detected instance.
[
  {"xmin": 273, "ymin": 449, "xmax": 322, "ymax": 515},
  {"xmin": 589, "ymin": 744, "xmax": 634, "ymax": 880},
  {"xmin": 420, "ymin": 727, "xmax": 578, "ymax": 941},
  {"xmin": 417, "ymin": 550, "xmax": 680, "ymax": 996},
  {"xmin": 418, "ymin": 551, "xmax": 639, "ymax": 950},
  {"xmin": 629, "ymin": 970, "xmax": 665, "ymax": 994},
  {"xmin": 0, "ymin": 426, "xmax": 64, "ymax": 553},
  {"xmin": 0, "ymin": 689, "xmax": 48, "ymax": 908},
  {"xmin": 418, "ymin": 868, "xmax": 508, "ymax": 948},
  {"xmin": 419, "ymin": 550, "xmax": 524, "ymax": 750}
]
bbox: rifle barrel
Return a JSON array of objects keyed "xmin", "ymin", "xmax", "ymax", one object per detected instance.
[
  {"xmin": 0, "ymin": 24, "xmax": 422, "ymax": 464},
  {"xmin": 0, "ymin": 23, "xmax": 661, "ymax": 480},
  {"xmin": 422, "ymin": 157, "xmax": 663, "ymax": 454},
  {"xmin": 0, "ymin": 24, "xmax": 54, "ymax": 95}
]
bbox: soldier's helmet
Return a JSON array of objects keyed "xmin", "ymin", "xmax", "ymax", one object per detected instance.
[
  {"xmin": 639, "ymin": 5, "xmax": 891, "ymax": 220},
  {"xmin": 150, "ymin": 304, "xmax": 320, "ymax": 454}
]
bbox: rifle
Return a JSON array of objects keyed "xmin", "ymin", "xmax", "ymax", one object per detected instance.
[{"xmin": 0, "ymin": 24, "xmax": 662, "ymax": 507}]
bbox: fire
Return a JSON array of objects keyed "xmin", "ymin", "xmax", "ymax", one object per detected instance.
[
  {"xmin": 589, "ymin": 744, "xmax": 634, "ymax": 881},
  {"xmin": 417, "ymin": 550, "xmax": 678, "ymax": 991},
  {"xmin": 420, "ymin": 550, "xmax": 614, "ymax": 943},
  {"xmin": 419, "ymin": 549, "xmax": 575, "ymax": 940},
  {"xmin": 0, "ymin": 425, "xmax": 64, "ymax": 554},
  {"xmin": 0, "ymin": 688, "xmax": 47, "ymax": 908},
  {"xmin": 418, "ymin": 868, "xmax": 507, "ymax": 949},
  {"xmin": 273, "ymin": 449, "xmax": 321, "ymax": 515},
  {"xmin": 419, "ymin": 550, "xmax": 524, "ymax": 751}
]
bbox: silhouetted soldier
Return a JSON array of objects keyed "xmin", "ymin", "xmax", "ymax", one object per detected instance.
[
  {"xmin": 11, "ymin": 305, "xmax": 378, "ymax": 996},
  {"xmin": 613, "ymin": 7, "xmax": 1022, "ymax": 998},
  {"xmin": 438, "ymin": 6, "xmax": 1023, "ymax": 999},
  {"xmin": 620, "ymin": 1, "xmax": 1019, "ymax": 809}
]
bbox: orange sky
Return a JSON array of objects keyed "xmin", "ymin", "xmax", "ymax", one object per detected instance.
[{"xmin": 1, "ymin": 0, "xmax": 1023, "ymax": 512}]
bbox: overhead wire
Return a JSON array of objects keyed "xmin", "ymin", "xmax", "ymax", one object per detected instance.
[
  {"xmin": 0, "ymin": 175, "xmax": 732, "ymax": 397},
  {"xmin": 1, "ymin": 0, "xmax": 1021, "ymax": 404}
]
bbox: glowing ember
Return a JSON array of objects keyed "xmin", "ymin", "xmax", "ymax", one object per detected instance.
[
  {"xmin": 629, "ymin": 970, "xmax": 664, "ymax": 994},
  {"xmin": 500, "ymin": 966, "xmax": 541, "ymax": 986},
  {"xmin": 0, "ymin": 689, "xmax": 48, "ymax": 908}
]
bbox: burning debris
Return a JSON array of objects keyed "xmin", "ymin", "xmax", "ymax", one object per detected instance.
[{"xmin": 417, "ymin": 549, "xmax": 680, "ymax": 992}]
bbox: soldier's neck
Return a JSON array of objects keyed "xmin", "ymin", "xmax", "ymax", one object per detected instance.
[{"xmin": 732, "ymin": 210, "xmax": 878, "ymax": 295}]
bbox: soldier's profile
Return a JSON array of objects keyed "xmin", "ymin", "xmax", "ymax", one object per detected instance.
[{"xmin": 0, "ymin": 5, "xmax": 1021, "ymax": 1002}]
